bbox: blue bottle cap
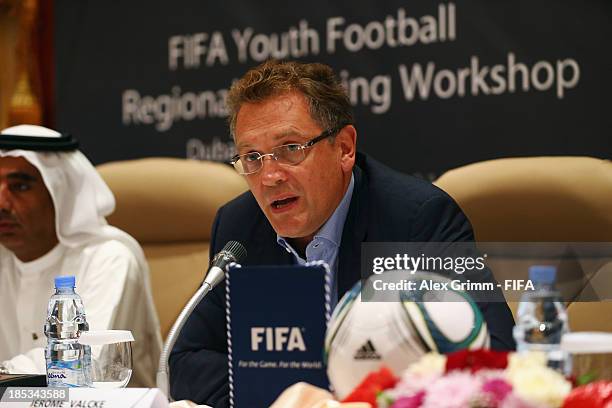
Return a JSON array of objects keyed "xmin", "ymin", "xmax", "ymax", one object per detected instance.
[
  {"xmin": 54, "ymin": 275, "xmax": 75, "ymax": 288},
  {"xmin": 528, "ymin": 265, "xmax": 557, "ymax": 284}
]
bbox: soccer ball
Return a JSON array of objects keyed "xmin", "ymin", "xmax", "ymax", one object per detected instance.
[{"xmin": 324, "ymin": 271, "xmax": 489, "ymax": 399}]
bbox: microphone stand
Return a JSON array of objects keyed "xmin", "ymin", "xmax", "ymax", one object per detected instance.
[{"xmin": 156, "ymin": 264, "xmax": 234, "ymax": 399}]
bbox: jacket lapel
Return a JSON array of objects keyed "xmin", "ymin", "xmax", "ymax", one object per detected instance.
[
  {"xmin": 250, "ymin": 214, "xmax": 294, "ymax": 266},
  {"xmin": 337, "ymin": 157, "xmax": 369, "ymax": 298}
]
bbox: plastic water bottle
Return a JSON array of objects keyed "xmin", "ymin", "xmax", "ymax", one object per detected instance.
[
  {"xmin": 513, "ymin": 265, "xmax": 571, "ymax": 375},
  {"xmin": 44, "ymin": 275, "xmax": 92, "ymax": 387}
]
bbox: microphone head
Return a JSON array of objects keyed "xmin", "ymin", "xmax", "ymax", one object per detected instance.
[
  {"xmin": 220, "ymin": 240, "xmax": 247, "ymax": 264},
  {"xmin": 204, "ymin": 241, "xmax": 247, "ymax": 289}
]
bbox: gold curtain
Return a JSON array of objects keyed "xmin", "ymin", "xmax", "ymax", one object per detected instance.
[{"xmin": 0, "ymin": 0, "xmax": 43, "ymax": 130}]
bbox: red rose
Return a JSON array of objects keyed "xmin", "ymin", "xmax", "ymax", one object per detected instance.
[
  {"xmin": 562, "ymin": 381, "xmax": 612, "ymax": 408},
  {"xmin": 445, "ymin": 349, "xmax": 508, "ymax": 373},
  {"xmin": 342, "ymin": 366, "xmax": 398, "ymax": 406}
]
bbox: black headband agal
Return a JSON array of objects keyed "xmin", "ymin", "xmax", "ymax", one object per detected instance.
[{"xmin": 0, "ymin": 133, "xmax": 79, "ymax": 151}]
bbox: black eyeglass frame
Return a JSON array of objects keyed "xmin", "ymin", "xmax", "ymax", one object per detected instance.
[{"xmin": 230, "ymin": 124, "xmax": 347, "ymax": 175}]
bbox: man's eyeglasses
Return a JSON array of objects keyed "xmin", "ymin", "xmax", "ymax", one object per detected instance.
[{"xmin": 230, "ymin": 126, "xmax": 344, "ymax": 175}]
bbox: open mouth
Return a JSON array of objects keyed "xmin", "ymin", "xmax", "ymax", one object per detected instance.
[
  {"xmin": 0, "ymin": 223, "xmax": 18, "ymax": 233},
  {"xmin": 271, "ymin": 196, "xmax": 298, "ymax": 210}
]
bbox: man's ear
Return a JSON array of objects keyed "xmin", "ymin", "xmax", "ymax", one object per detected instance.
[{"xmin": 336, "ymin": 125, "xmax": 357, "ymax": 173}]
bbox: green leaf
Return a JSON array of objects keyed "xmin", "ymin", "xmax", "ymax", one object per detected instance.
[{"xmin": 577, "ymin": 371, "xmax": 598, "ymax": 385}]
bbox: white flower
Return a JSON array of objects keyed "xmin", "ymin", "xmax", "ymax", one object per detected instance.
[
  {"xmin": 404, "ymin": 353, "xmax": 447, "ymax": 377},
  {"xmin": 507, "ymin": 352, "xmax": 547, "ymax": 373},
  {"xmin": 506, "ymin": 360, "xmax": 571, "ymax": 407}
]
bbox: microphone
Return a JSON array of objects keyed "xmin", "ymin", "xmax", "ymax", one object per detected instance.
[
  {"xmin": 157, "ymin": 241, "xmax": 247, "ymax": 399},
  {"xmin": 202, "ymin": 241, "xmax": 247, "ymax": 291}
]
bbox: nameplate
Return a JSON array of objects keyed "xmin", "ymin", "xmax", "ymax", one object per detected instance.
[
  {"xmin": 0, "ymin": 388, "xmax": 168, "ymax": 408},
  {"xmin": 226, "ymin": 263, "xmax": 331, "ymax": 407}
]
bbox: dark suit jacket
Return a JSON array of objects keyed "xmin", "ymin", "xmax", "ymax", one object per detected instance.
[{"xmin": 169, "ymin": 152, "xmax": 516, "ymax": 407}]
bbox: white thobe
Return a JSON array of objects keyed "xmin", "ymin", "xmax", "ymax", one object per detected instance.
[{"xmin": 0, "ymin": 240, "xmax": 162, "ymax": 387}]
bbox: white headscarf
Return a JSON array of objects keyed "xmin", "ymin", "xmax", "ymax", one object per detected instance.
[{"xmin": 0, "ymin": 125, "xmax": 145, "ymax": 260}]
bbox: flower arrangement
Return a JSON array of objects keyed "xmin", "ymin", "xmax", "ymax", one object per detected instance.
[{"xmin": 338, "ymin": 350, "xmax": 611, "ymax": 408}]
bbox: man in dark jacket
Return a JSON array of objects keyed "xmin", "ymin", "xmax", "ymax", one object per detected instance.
[{"xmin": 169, "ymin": 60, "xmax": 515, "ymax": 407}]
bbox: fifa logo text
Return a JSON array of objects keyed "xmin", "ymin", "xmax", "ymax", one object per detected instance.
[{"xmin": 250, "ymin": 327, "xmax": 306, "ymax": 351}]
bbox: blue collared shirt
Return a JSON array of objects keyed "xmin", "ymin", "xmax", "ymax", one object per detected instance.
[{"xmin": 276, "ymin": 173, "xmax": 355, "ymax": 307}]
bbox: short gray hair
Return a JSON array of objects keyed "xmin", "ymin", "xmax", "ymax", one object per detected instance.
[{"xmin": 226, "ymin": 60, "xmax": 353, "ymax": 137}]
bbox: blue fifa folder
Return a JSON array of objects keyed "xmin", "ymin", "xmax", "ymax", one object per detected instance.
[{"xmin": 226, "ymin": 263, "xmax": 331, "ymax": 407}]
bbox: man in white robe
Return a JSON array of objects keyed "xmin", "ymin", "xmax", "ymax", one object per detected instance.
[{"xmin": 0, "ymin": 125, "xmax": 162, "ymax": 387}]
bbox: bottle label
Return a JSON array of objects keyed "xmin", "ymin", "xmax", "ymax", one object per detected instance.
[{"xmin": 46, "ymin": 360, "xmax": 83, "ymax": 387}]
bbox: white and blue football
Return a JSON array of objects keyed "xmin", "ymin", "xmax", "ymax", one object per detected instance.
[{"xmin": 324, "ymin": 271, "xmax": 489, "ymax": 399}]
